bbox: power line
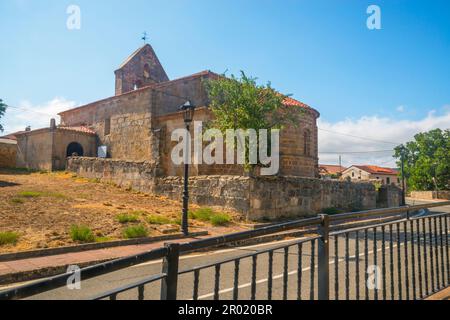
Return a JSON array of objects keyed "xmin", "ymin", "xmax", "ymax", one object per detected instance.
[
  {"xmin": 318, "ymin": 127, "xmax": 402, "ymax": 145},
  {"xmin": 319, "ymin": 150, "xmax": 394, "ymax": 154}
]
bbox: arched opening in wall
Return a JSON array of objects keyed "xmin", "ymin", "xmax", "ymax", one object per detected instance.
[
  {"xmin": 66, "ymin": 142, "xmax": 84, "ymax": 157},
  {"xmin": 133, "ymin": 80, "xmax": 143, "ymax": 90},
  {"xmin": 143, "ymin": 63, "xmax": 151, "ymax": 79},
  {"xmin": 303, "ymin": 130, "xmax": 311, "ymax": 157}
]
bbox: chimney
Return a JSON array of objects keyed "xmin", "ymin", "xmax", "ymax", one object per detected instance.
[
  {"xmin": 25, "ymin": 126, "xmax": 31, "ymax": 132},
  {"xmin": 50, "ymin": 118, "xmax": 56, "ymax": 130}
]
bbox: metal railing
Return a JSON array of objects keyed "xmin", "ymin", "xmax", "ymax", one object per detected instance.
[{"xmin": 0, "ymin": 201, "xmax": 449, "ymax": 300}]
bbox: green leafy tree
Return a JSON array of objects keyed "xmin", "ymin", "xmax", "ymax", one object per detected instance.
[
  {"xmin": 204, "ymin": 72, "xmax": 303, "ymax": 170},
  {"xmin": 0, "ymin": 99, "xmax": 7, "ymax": 132},
  {"xmin": 394, "ymin": 129, "xmax": 450, "ymax": 191}
]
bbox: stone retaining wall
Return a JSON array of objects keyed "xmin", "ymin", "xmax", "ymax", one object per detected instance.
[
  {"xmin": 67, "ymin": 157, "xmax": 401, "ymax": 220},
  {"xmin": 0, "ymin": 141, "xmax": 17, "ymax": 168},
  {"xmin": 410, "ymin": 191, "xmax": 450, "ymax": 200}
]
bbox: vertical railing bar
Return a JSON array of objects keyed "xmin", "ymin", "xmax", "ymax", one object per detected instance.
[
  {"xmin": 439, "ymin": 216, "xmax": 445, "ymax": 290},
  {"xmin": 381, "ymin": 225, "xmax": 387, "ymax": 300},
  {"xmin": 404, "ymin": 221, "xmax": 410, "ymax": 300},
  {"xmin": 297, "ymin": 243, "xmax": 303, "ymax": 301},
  {"xmin": 283, "ymin": 247, "xmax": 289, "ymax": 300},
  {"xmin": 434, "ymin": 217, "xmax": 440, "ymax": 291},
  {"xmin": 193, "ymin": 269, "xmax": 200, "ymax": 301},
  {"xmin": 310, "ymin": 239, "xmax": 316, "ymax": 300},
  {"xmin": 422, "ymin": 218, "xmax": 429, "ymax": 296},
  {"xmin": 416, "ymin": 219, "xmax": 423, "ymax": 299},
  {"xmin": 389, "ymin": 224, "xmax": 394, "ymax": 300},
  {"xmin": 251, "ymin": 255, "xmax": 257, "ymax": 301},
  {"xmin": 268, "ymin": 251, "xmax": 274, "ymax": 301},
  {"xmin": 345, "ymin": 232, "xmax": 350, "ymax": 301},
  {"xmin": 335, "ymin": 235, "xmax": 339, "ymax": 300},
  {"xmin": 317, "ymin": 215, "xmax": 330, "ymax": 301},
  {"xmin": 445, "ymin": 216, "xmax": 449, "ymax": 286},
  {"xmin": 160, "ymin": 243, "xmax": 180, "ymax": 300},
  {"xmin": 397, "ymin": 223, "xmax": 402, "ymax": 300},
  {"xmin": 373, "ymin": 227, "xmax": 378, "ymax": 301},
  {"xmin": 410, "ymin": 219, "xmax": 417, "ymax": 300},
  {"xmin": 138, "ymin": 285, "xmax": 145, "ymax": 300},
  {"xmin": 364, "ymin": 229, "xmax": 369, "ymax": 300},
  {"xmin": 214, "ymin": 265, "xmax": 221, "ymax": 301},
  {"xmin": 429, "ymin": 218, "xmax": 435, "ymax": 293},
  {"xmin": 355, "ymin": 231, "xmax": 360, "ymax": 301},
  {"xmin": 233, "ymin": 260, "xmax": 240, "ymax": 301}
]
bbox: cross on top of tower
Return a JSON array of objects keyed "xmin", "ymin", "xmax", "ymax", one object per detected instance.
[{"xmin": 142, "ymin": 31, "xmax": 148, "ymax": 44}]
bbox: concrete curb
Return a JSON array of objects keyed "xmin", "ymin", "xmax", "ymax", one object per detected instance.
[{"xmin": 0, "ymin": 231, "xmax": 208, "ymax": 262}]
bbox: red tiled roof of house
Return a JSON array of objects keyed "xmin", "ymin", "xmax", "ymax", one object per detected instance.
[
  {"xmin": 319, "ymin": 164, "xmax": 347, "ymax": 175},
  {"xmin": 0, "ymin": 131, "xmax": 26, "ymax": 141},
  {"xmin": 58, "ymin": 126, "xmax": 96, "ymax": 135},
  {"xmin": 354, "ymin": 165, "xmax": 399, "ymax": 175}
]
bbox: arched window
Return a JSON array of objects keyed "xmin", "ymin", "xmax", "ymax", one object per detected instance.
[
  {"xmin": 143, "ymin": 63, "xmax": 151, "ymax": 79},
  {"xmin": 304, "ymin": 130, "xmax": 311, "ymax": 156}
]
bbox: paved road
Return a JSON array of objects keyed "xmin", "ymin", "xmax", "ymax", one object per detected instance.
[{"xmin": 2, "ymin": 199, "xmax": 448, "ymax": 300}]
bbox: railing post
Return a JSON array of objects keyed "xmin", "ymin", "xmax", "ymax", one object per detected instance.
[
  {"xmin": 318, "ymin": 214, "xmax": 330, "ymax": 300},
  {"xmin": 160, "ymin": 243, "xmax": 180, "ymax": 300}
]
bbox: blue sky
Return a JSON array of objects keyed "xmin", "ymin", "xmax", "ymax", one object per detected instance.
[{"xmin": 1, "ymin": 0, "xmax": 449, "ymax": 166}]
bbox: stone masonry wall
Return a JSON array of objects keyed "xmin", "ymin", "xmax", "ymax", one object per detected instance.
[
  {"xmin": 0, "ymin": 141, "xmax": 17, "ymax": 168},
  {"xmin": 410, "ymin": 191, "xmax": 450, "ymax": 200},
  {"xmin": 67, "ymin": 157, "xmax": 399, "ymax": 220}
]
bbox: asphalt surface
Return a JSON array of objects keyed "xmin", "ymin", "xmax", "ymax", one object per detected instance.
[{"xmin": 4, "ymin": 200, "xmax": 450, "ymax": 300}]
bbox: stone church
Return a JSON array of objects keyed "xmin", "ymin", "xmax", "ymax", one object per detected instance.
[{"xmin": 16, "ymin": 44, "xmax": 320, "ymax": 178}]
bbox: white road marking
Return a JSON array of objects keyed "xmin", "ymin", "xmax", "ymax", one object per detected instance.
[{"xmin": 195, "ymin": 242, "xmax": 405, "ymax": 300}]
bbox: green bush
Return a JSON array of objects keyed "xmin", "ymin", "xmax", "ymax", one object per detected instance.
[
  {"xmin": 117, "ymin": 214, "xmax": 139, "ymax": 224},
  {"xmin": 190, "ymin": 208, "xmax": 232, "ymax": 226},
  {"xmin": 11, "ymin": 198, "xmax": 25, "ymax": 204},
  {"xmin": 18, "ymin": 191, "xmax": 43, "ymax": 198},
  {"xmin": 0, "ymin": 232, "xmax": 19, "ymax": 246},
  {"xmin": 70, "ymin": 225, "xmax": 95, "ymax": 243},
  {"xmin": 210, "ymin": 214, "xmax": 231, "ymax": 226},
  {"xmin": 322, "ymin": 207, "xmax": 342, "ymax": 215},
  {"xmin": 190, "ymin": 208, "xmax": 215, "ymax": 222},
  {"xmin": 123, "ymin": 225, "xmax": 148, "ymax": 239},
  {"xmin": 146, "ymin": 215, "xmax": 172, "ymax": 225}
]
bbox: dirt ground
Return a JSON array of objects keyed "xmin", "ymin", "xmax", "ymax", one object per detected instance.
[{"xmin": 0, "ymin": 169, "xmax": 247, "ymax": 254}]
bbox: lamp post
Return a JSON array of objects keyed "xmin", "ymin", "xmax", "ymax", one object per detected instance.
[
  {"xmin": 400, "ymin": 145, "xmax": 406, "ymax": 206},
  {"xmin": 180, "ymin": 101, "xmax": 196, "ymax": 236}
]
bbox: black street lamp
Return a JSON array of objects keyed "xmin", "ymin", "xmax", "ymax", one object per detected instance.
[
  {"xmin": 180, "ymin": 100, "xmax": 196, "ymax": 236},
  {"xmin": 400, "ymin": 145, "xmax": 406, "ymax": 206}
]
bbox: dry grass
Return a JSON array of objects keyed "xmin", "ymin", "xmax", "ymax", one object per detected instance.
[{"xmin": 0, "ymin": 170, "xmax": 244, "ymax": 253}]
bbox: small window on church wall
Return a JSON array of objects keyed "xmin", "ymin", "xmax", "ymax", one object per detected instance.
[
  {"xmin": 105, "ymin": 118, "xmax": 111, "ymax": 136},
  {"xmin": 303, "ymin": 130, "xmax": 311, "ymax": 156}
]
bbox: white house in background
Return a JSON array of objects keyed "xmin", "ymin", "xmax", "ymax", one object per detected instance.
[{"xmin": 341, "ymin": 165, "xmax": 400, "ymax": 186}]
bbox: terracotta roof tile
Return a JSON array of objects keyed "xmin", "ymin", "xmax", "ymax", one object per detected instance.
[
  {"xmin": 58, "ymin": 126, "xmax": 96, "ymax": 135},
  {"xmin": 354, "ymin": 165, "xmax": 399, "ymax": 175}
]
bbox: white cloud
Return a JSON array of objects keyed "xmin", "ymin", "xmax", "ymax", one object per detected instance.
[
  {"xmin": 1, "ymin": 97, "xmax": 78, "ymax": 134},
  {"xmin": 318, "ymin": 110, "xmax": 450, "ymax": 168},
  {"xmin": 396, "ymin": 105, "xmax": 405, "ymax": 112}
]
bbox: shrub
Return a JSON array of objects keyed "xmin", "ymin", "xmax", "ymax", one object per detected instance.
[
  {"xmin": 11, "ymin": 198, "xmax": 25, "ymax": 204},
  {"xmin": 322, "ymin": 207, "xmax": 341, "ymax": 215},
  {"xmin": 210, "ymin": 213, "xmax": 231, "ymax": 226},
  {"xmin": 70, "ymin": 225, "xmax": 95, "ymax": 243},
  {"xmin": 18, "ymin": 191, "xmax": 43, "ymax": 198},
  {"xmin": 190, "ymin": 208, "xmax": 232, "ymax": 226},
  {"xmin": 117, "ymin": 214, "xmax": 139, "ymax": 224},
  {"xmin": 190, "ymin": 208, "xmax": 215, "ymax": 222},
  {"xmin": 0, "ymin": 232, "xmax": 19, "ymax": 246},
  {"xmin": 123, "ymin": 225, "xmax": 148, "ymax": 239},
  {"xmin": 146, "ymin": 215, "xmax": 172, "ymax": 225}
]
